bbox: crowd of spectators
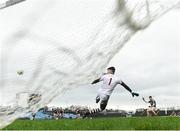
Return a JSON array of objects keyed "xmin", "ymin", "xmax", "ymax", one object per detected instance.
[{"xmin": 30, "ymin": 105, "xmax": 180, "ymax": 120}]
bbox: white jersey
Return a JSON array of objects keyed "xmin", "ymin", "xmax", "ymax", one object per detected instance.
[{"xmin": 98, "ymin": 74, "xmax": 122, "ymax": 96}]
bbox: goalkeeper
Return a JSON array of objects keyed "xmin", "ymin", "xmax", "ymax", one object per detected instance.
[{"xmin": 83, "ymin": 67, "xmax": 139, "ymax": 118}]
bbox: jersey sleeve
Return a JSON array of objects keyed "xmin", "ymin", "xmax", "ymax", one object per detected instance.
[
  {"xmin": 117, "ymin": 78, "xmax": 123, "ymax": 84},
  {"xmin": 99, "ymin": 75, "xmax": 105, "ymax": 81}
]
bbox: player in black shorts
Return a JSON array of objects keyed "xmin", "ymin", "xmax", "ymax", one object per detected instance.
[{"xmin": 142, "ymin": 96, "xmax": 157, "ymax": 116}]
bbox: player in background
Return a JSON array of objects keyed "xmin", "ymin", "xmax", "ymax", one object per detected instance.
[
  {"xmin": 142, "ymin": 96, "xmax": 158, "ymax": 116},
  {"xmin": 83, "ymin": 66, "xmax": 139, "ymax": 118}
]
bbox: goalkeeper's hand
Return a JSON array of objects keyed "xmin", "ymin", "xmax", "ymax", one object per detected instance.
[{"xmin": 131, "ymin": 92, "xmax": 139, "ymax": 97}]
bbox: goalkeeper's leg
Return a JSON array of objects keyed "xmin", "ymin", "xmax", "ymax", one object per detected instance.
[
  {"xmin": 100, "ymin": 95, "xmax": 109, "ymax": 110},
  {"xmin": 82, "ymin": 95, "xmax": 109, "ymax": 118}
]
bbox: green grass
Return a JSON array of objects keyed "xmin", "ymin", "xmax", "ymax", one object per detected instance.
[{"xmin": 3, "ymin": 116, "xmax": 180, "ymax": 130}]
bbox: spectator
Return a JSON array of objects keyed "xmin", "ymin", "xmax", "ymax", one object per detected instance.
[{"xmin": 32, "ymin": 112, "xmax": 36, "ymax": 120}]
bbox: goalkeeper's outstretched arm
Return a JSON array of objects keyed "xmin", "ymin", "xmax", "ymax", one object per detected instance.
[
  {"xmin": 120, "ymin": 81, "xmax": 139, "ymax": 97},
  {"xmin": 91, "ymin": 78, "xmax": 100, "ymax": 84},
  {"xmin": 121, "ymin": 81, "xmax": 132, "ymax": 93}
]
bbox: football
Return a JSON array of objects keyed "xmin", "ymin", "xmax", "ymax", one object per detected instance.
[{"xmin": 17, "ymin": 70, "xmax": 24, "ymax": 75}]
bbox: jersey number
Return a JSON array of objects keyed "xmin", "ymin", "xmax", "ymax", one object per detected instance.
[{"xmin": 108, "ymin": 78, "xmax": 112, "ymax": 85}]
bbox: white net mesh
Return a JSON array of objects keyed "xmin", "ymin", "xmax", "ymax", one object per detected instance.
[{"xmin": 0, "ymin": 0, "xmax": 180, "ymax": 128}]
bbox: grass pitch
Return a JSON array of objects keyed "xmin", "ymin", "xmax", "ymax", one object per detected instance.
[{"xmin": 3, "ymin": 116, "xmax": 180, "ymax": 130}]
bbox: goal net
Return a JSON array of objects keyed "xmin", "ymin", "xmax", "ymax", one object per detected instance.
[{"xmin": 0, "ymin": 0, "xmax": 180, "ymax": 128}]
